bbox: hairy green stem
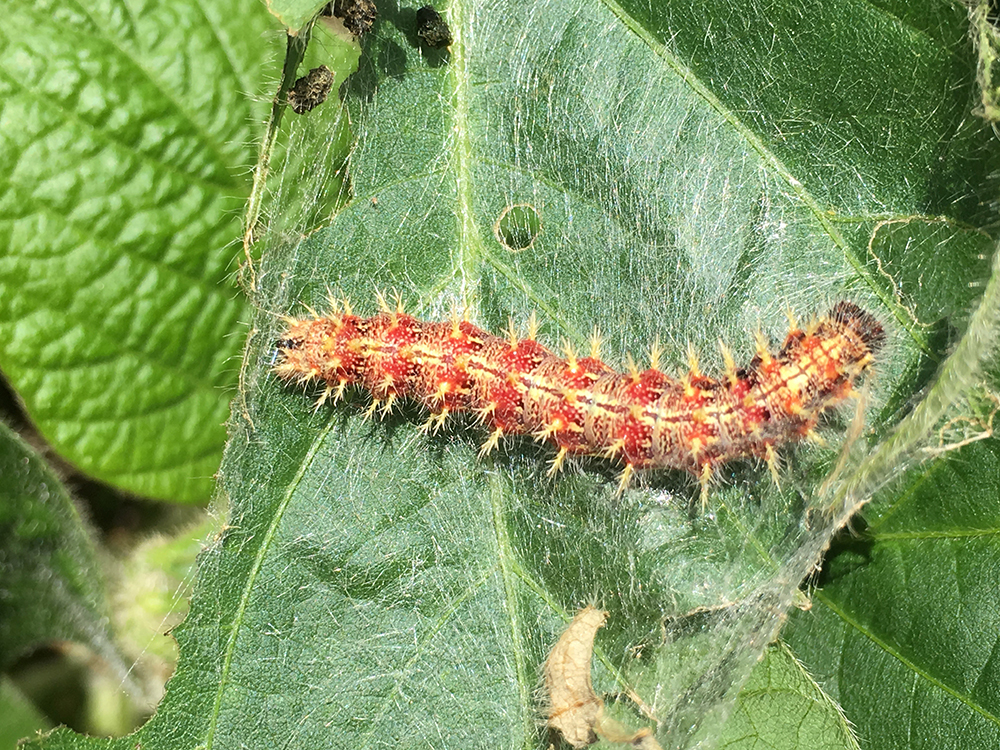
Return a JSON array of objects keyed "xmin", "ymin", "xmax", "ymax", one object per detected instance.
[{"xmin": 832, "ymin": 242, "xmax": 1000, "ymax": 520}]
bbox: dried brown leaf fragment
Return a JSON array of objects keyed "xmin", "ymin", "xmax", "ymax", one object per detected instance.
[
  {"xmin": 331, "ymin": 0, "xmax": 378, "ymax": 37},
  {"xmin": 542, "ymin": 607, "xmax": 662, "ymax": 749},
  {"xmin": 544, "ymin": 606, "xmax": 607, "ymax": 747},
  {"xmin": 416, "ymin": 5, "xmax": 453, "ymax": 48}
]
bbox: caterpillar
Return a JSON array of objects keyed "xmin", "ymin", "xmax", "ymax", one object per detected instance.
[{"xmin": 273, "ymin": 297, "xmax": 884, "ymax": 499}]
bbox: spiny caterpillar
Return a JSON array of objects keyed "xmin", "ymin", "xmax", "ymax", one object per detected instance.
[{"xmin": 273, "ymin": 296, "xmax": 884, "ymax": 500}]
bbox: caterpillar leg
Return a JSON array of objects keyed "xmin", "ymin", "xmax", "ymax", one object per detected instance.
[
  {"xmin": 533, "ymin": 420, "xmax": 562, "ymax": 443},
  {"xmin": 364, "ymin": 398, "xmax": 382, "ymax": 420},
  {"xmin": 803, "ymin": 427, "xmax": 826, "ymax": 447},
  {"xmin": 478, "ymin": 427, "xmax": 505, "ymax": 458},
  {"xmin": 420, "ymin": 409, "xmax": 451, "ymax": 433},
  {"xmin": 313, "ymin": 385, "xmax": 335, "ymax": 412},
  {"xmin": 333, "ymin": 379, "xmax": 349, "ymax": 403},
  {"xmin": 379, "ymin": 394, "xmax": 397, "ymax": 417},
  {"xmin": 601, "ymin": 438, "xmax": 626, "ymax": 461},
  {"xmin": 764, "ymin": 443, "xmax": 781, "ymax": 488}
]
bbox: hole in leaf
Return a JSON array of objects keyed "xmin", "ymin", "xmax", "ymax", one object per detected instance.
[{"xmin": 495, "ymin": 203, "xmax": 541, "ymax": 251}]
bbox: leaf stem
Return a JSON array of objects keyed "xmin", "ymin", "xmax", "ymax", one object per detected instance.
[
  {"xmin": 830, "ymin": 241, "xmax": 1000, "ymax": 522},
  {"xmin": 240, "ymin": 21, "xmax": 316, "ymax": 291}
]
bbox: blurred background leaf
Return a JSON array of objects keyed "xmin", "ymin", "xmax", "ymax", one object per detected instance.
[
  {"xmin": 0, "ymin": 420, "xmax": 135, "ymax": 736},
  {"xmin": 0, "ymin": 422, "xmax": 111, "ymax": 673}
]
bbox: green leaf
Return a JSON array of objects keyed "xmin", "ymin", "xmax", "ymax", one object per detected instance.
[
  {"xmin": 264, "ymin": 0, "xmax": 331, "ymax": 33},
  {"xmin": 0, "ymin": 676, "xmax": 51, "ymax": 748},
  {"xmin": 716, "ymin": 642, "xmax": 859, "ymax": 749},
  {"xmin": 0, "ymin": 420, "xmax": 118, "ymax": 675},
  {"xmin": 784, "ymin": 429, "xmax": 1000, "ymax": 749},
  {"xmin": 108, "ymin": 514, "xmax": 218, "ymax": 705},
  {"xmin": 0, "ymin": 0, "xmax": 278, "ymax": 502},
  {"xmin": 27, "ymin": 1, "xmax": 1000, "ymax": 749}
]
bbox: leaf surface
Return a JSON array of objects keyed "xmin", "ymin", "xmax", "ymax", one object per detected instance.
[
  {"xmin": 717, "ymin": 643, "xmax": 859, "ymax": 750},
  {"xmin": 265, "ymin": 0, "xmax": 330, "ymax": 33},
  {"xmin": 0, "ymin": 676, "xmax": 51, "ymax": 747},
  {"xmin": 785, "ymin": 429, "xmax": 1000, "ymax": 749},
  {"xmin": 29, "ymin": 1, "xmax": 1000, "ymax": 749},
  {"xmin": 0, "ymin": 0, "xmax": 277, "ymax": 501},
  {"xmin": 0, "ymin": 421, "xmax": 118, "ymax": 675}
]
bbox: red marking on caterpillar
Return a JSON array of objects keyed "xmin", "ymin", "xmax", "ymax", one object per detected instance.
[{"xmin": 273, "ymin": 298, "xmax": 884, "ymax": 499}]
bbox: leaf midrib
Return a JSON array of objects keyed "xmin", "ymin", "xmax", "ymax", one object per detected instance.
[
  {"xmin": 202, "ymin": 417, "xmax": 338, "ymax": 750},
  {"xmin": 487, "ymin": 474, "xmax": 534, "ymax": 745},
  {"xmin": 449, "ymin": 0, "xmax": 480, "ymax": 306},
  {"xmin": 593, "ymin": 0, "xmax": 929, "ymax": 354}
]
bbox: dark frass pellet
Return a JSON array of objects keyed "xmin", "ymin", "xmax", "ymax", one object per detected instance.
[
  {"xmin": 332, "ymin": 0, "xmax": 378, "ymax": 37},
  {"xmin": 416, "ymin": 5, "xmax": 452, "ymax": 48},
  {"xmin": 289, "ymin": 65, "xmax": 334, "ymax": 114}
]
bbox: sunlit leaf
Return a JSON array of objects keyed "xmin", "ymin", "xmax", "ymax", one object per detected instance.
[{"xmin": 0, "ymin": 0, "xmax": 277, "ymax": 501}]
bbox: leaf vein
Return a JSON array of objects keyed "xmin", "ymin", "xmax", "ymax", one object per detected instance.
[{"xmin": 816, "ymin": 591, "xmax": 1000, "ymax": 728}]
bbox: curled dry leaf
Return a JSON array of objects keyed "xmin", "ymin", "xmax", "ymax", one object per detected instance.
[
  {"xmin": 544, "ymin": 606, "xmax": 608, "ymax": 747},
  {"xmin": 543, "ymin": 607, "xmax": 664, "ymax": 749}
]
